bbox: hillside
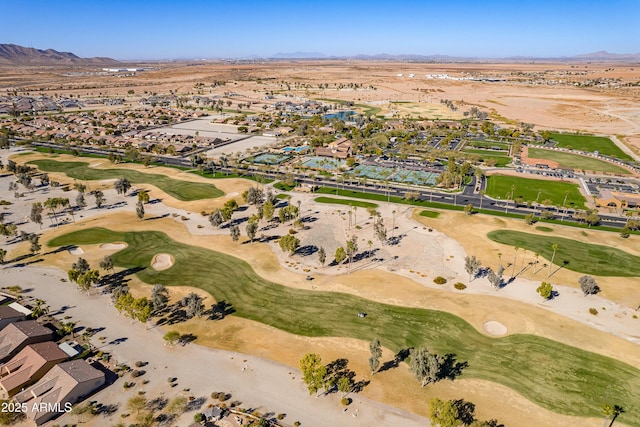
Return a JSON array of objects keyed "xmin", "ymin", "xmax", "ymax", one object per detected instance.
[{"xmin": 0, "ymin": 43, "xmax": 119, "ymax": 66}]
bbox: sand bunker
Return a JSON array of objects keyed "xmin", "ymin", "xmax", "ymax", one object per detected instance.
[
  {"xmin": 100, "ymin": 243, "xmax": 127, "ymax": 250},
  {"xmin": 68, "ymin": 247, "xmax": 84, "ymax": 255},
  {"xmin": 151, "ymin": 253, "xmax": 174, "ymax": 271},
  {"xmin": 483, "ymin": 321, "xmax": 508, "ymax": 336}
]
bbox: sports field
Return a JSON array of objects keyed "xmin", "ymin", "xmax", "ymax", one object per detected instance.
[
  {"xmin": 463, "ymin": 149, "xmax": 511, "ymax": 167},
  {"xmin": 47, "ymin": 228, "xmax": 640, "ymax": 424},
  {"xmin": 487, "ymin": 230, "xmax": 640, "ymax": 276},
  {"xmin": 28, "ymin": 159, "xmax": 224, "ymax": 201},
  {"xmin": 528, "ymin": 148, "xmax": 630, "ymax": 175},
  {"xmin": 550, "ymin": 133, "xmax": 632, "ymax": 161},
  {"xmin": 485, "ymin": 175, "xmax": 586, "ymax": 208}
]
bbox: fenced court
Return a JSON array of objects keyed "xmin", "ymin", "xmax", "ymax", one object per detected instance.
[
  {"xmin": 249, "ymin": 153, "xmax": 291, "ymax": 165},
  {"xmin": 354, "ymin": 165, "xmax": 439, "ymax": 186},
  {"xmin": 301, "ymin": 156, "xmax": 346, "ymax": 170}
]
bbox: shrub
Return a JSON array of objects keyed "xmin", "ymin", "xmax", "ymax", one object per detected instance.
[
  {"xmin": 341, "ymin": 397, "xmax": 351, "ymax": 406},
  {"xmin": 134, "ymin": 361, "xmax": 143, "ymax": 368},
  {"xmin": 294, "ymin": 422, "xmax": 301, "ymax": 427},
  {"xmin": 589, "ymin": 308, "xmax": 598, "ymax": 315},
  {"xmin": 433, "ymin": 276, "xmax": 447, "ymax": 285},
  {"xmin": 289, "ymin": 229, "xmax": 297, "ymax": 234},
  {"xmin": 131, "ymin": 370, "xmax": 144, "ymax": 378},
  {"xmin": 277, "ymin": 413, "xmax": 286, "ymax": 420},
  {"xmin": 454, "ymin": 282, "xmax": 466, "ymax": 290},
  {"xmin": 211, "ymin": 392, "xmax": 220, "ymax": 399},
  {"xmin": 194, "ymin": 413, "xmax": 204, "ymax": 423},
  {"xmin": 123, "ymin": 382, "xmax": 133, "ymax": 389}
]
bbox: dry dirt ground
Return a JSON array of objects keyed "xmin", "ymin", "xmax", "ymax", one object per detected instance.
[
  {"xmin": 4, "ymin": 159, "xmax": 639, "ymax": 427},
  {"xmin": 2, "ymin": 61, "xmax": 639, "ymax": 153}
]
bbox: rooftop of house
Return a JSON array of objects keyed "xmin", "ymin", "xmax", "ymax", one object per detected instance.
[{"xmin": 0, "ymin": 321, "xmax": 53, "ymax": 361}]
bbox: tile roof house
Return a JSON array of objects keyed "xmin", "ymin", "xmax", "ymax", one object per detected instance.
[
  {"xmin": 0, "ymin": 321, "xmax": 53, "ymax": 364},
  {"xmin": 0, "ymin": 306, "xmax": 27, "ymax": 331},
  {"xmin": 15, "ymin": 360, "xmax": 106, "ymax": 426},
  {"xmin": 315, "ymin": 137, "xmax": 352, "ymax": 159},
  {"xmin": 0, "ymin": 342, "xmax": 67, "ymax": 398}
]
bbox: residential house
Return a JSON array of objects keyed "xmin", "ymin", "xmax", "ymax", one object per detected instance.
[
  {"xmin": 15, "ymin": 360, "xmax": 106, "ymax": 426},
  {"xmin": 315, "ymin": 137, "xmax": 352, "ymax": 159},
  {"xmin": 0, "ymin": 321, "xmax": 53, "ymax": 364},
  {"xmin": 0, "ymin": 306, "xmax": 26, "ymax": 331},
  {"xmin": 0, "ymin": 342, "xmax": 67, "ymax": 398}
]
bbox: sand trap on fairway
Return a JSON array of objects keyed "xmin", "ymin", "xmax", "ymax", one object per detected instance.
[
  {"xmin": 68, "ymin": 247, "xmax": 84, "ymax": 255},
  {"xmin": 483, "ymin": 320, "xmax": 507, "ymax": 336},
  {"xmin": 151, "ymin": 253, "xmax": 174, "ymax": 271},
  {"xmin": 100, "ymin": 243, "xmax": 127, "ymax": 250}
]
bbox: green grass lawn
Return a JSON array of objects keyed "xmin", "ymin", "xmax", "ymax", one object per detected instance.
[
  {"xmin": 485, "ymin": 175, "xmax": 586, "ymax": 209},
  {"xmin": 48, "ymin": 228, "xmax": 640, "ymax": 425},
  {"xmin": 462, "ymin": 149, "xmax": 511, "ymax": 167},
  {"xmin": 314, "ymin": 196, "xmax": 378, "ymax": 209},
  {"xmin": 528, "ymin": 148, "xmax": 630, "ymax": 175},
  {"xmin": 419, "ymin": 210, "xmax": 441, "ymax": 218},
  {"xmin": 550, "ymin": 133, "xmax": 632, "ymax": 161},
  {"xmin": 27, "ymin": 159, "xmax": 224, "ymax": 201},
  {"xmin": 487, "ymin": 230, "xmax": 640, "ymax": 276}
]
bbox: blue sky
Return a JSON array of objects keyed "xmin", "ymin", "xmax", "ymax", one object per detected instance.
[{"xmin": 1, "ymin": 0, "xmax": 638, "ymax": 60}]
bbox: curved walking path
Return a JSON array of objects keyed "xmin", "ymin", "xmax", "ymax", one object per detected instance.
[{"xmin": 2, "ymin": 265, "xmax": 429, "ymax": 427}]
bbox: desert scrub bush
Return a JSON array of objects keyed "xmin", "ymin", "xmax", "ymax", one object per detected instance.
[
  {"xmin": 433, "ymin": 276, "xmax": 447, "ymax": 285},
  {"xmin": 589, "ymin": 308, "xmax": 598, "ymax": 315},
  {"xmin": 341, "ymin": 397, "xmax": 351, "ymax": 406},
  {"xmin": 454, "ymin": 282, "xmax": 466, "ymax": 290}
]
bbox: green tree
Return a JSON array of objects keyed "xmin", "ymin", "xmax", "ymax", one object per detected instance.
[
  {"xmin": 209, "ymin": 209, "xmax": 224, "ymax": 227},
  {"xmin": 429, "ymin": 398, "xmax": 461, "ymax": 427},
  {"xmin": 182, "ymin": 292, "xmax": 205, "ymax": 318},
  {"xmin": 99, "ymin": 255, "xmax": 114, "ymax": 273},
  {"xmin": 76, "ymin": 192, "xmax": 86, "ymax": 210},
  {"xmin": 136, "ymin": 200, "xmax": 145, "ymax": 221},
  {"xmin": 579, "ymin": 275, "xmax": 600, "ymax": 296},
  {"xmin": 30, "ymin": 202, "xmax": 44, "ymax": 228},
  {"xmin": 464, "ymin": 255, "xmax": 481, "ymax": 281},
  {"xmin": 246, "ymin": 220, "xmax": 258, "ymax": 242},
  {"xmin": 410, "ymin": 346, "xmax": 442, "ymax": 387},
  {"xmin": 318, "ymin": 246, "xmax": 326, "ymax": 266},
  {"xmin": 279, "ymin": 234, "xmax": 300, "ymax": 256},
  {"xmin": 151, "ymin": 284, "xmax": 169, "ymax": 312},
  {"xmin": 369, "ymin": 338, "xmax": 382, "ymax": 374},
  {"xmin": 536, "ymin": 281, "xmax": 553, "ymax": 300},
  {"xmin": 334, "ymin": 246, "xmax": 347, "ymax": 264},
  {"xmin": 263, "ymin": 200, "xmax": 275, "ymax": 222},
  {"xmin": 230, "ymin": 225, "xmax": 240, "ymax": 242},
  {"xmin": 164, "ymin": 330, "xmax": 181, "ymax": 346},
  {"xmin": 137, "ymin": 190, "xmax": 150, "ymax": 204},
  {"xmin": 0, "ymin": 249, "xmax": 6, "ymax": 264},
  {"xmin": 114, "ymin": 177, "xmax": 131, "ymax": 196},
  {"xmin": 94, "ymin": 190, "xmax": 106, "ymax": 208},
  {"xmin": 337, "ymin": 376, "xmax": 352, "ymax": 397},
  {"xmin": 346, "ymin": 235, "xmax": 358, "ymax": 270},
  {"xmin": 299, "ymin": 353, "xmax": 327, "ymax": 396},
  {"xmin": 464, "ymin": 203, "xmax": 474, "ymax": 215}
]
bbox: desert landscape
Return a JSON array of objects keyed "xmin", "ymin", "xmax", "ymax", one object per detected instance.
[{"xmin": 1, "ymin": 43, "xmax": 640, "ymax": 427}]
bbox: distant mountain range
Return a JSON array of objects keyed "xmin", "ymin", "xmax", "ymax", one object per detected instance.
[
  {"xmin": 266, "ymin": 51, "xmax": 640, "ymax": 62},
  {"xmin": 0, "ymin": 44, "xmax": 119, "ymax": 66},
  {"xmin": 1, "ymin": 43, "xmax": 639, "ymax": 64}
]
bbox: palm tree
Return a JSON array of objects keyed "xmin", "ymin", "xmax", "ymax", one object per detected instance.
[
  {"xmin": 548, "ymin": 244, "xmax": 559, "ymax": 278},
  {"xmin": 602, "ymin": 404, "xmax": 625, "ymax": 427},
  {"xmin": 512, "ymin": 247, "xmax": 519, "ymax": 276},
  {"xmin": 31, "ymin": 299, "xmax": 49, "ymax": 319}
]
